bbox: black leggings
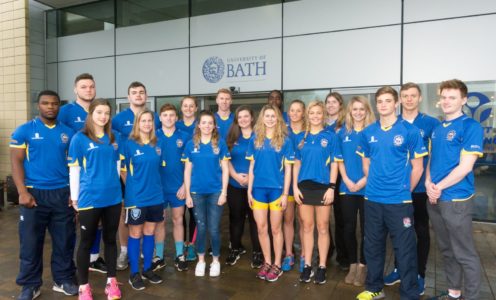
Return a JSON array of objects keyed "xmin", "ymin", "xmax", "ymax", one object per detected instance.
[
  {"xmin": 77, "ymin": 203, "xmax": 121, "ymax": 284},
  {"xmin": 183, "ymin": 207, "xmax": 196, "ymax": 243},
  {"xmin": 227, "ymin": 184, "xmax": 261, "ymax": 252},
  {"xmin": 341, "ymin": 194, "xmax": 365, "ymax": 265}
]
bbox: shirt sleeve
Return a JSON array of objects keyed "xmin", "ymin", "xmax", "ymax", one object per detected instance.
[
  {"xmin": 356, "ymin": 131, "xmax": 369, "ymax": 158},
  {"xmin": 330, "ymin": 133, "xmax": 343, "ymax": 162},
  {"xmin": 461, "ymin": 120, "xmax": 484, "ymax": 157},
  {"xmin": 408, "ymin": 127, "xmax": 428, "ymax": 159},
  {"xmin": 283, "ymin": 137, "xmax": 295, "ymax": 164},
  {"xmin": 10, "ymin": 125, "xmax": 27, "ymax": 149},
  {"xmin": 246, "ymin": 138, "xmax": 255, "ymax": 161},
  {"xmin": 181, "ymin": 141, "xmax": 192, "ymax": 162},
  {"xmin": 119, "ymin": 140, "xmax": 128, "ymax": 171},
  {"xmin": 219, "ymin": 140, "xmax": 231, "ymax": 160},
  {"xmin": 67, "ymin": 134, "xmax": 82, "ymax": 167}
]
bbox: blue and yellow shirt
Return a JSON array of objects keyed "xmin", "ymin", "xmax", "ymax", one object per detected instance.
[
  {"xmin": 68, "ymin": 132, "xmax": 122, "ymax": 209},
  {"xmin": 112, "ymin": 108, "xmax": 161, "ymax": 139},
  {"xmin": 156, "ymin": 128, "xmax": 189, "ymax": 194},
  {"xmin": 120, "ymin": 139, "xmax": 164, "ymax": 208},
  {"xmin": 10, "ymin": 118, "xmax": 74, "ymax": 189},
  {"xmin": 176, "ymin": 119, "xmax": 196, "ymax": 139},
  {"xmin": 399, "ymin": 113, "xmax": 440, "ymax": 193},
  {"xmin": 214, "ymin": 112, "xmax": 234, "ymax": 140},
  {"xmin": 337, "ymin": 127, "xmax": 365, "ymax": 195},
  {"xmin": 246, "ymin": 136, "xmax": 295, "ymax": 189},
  {"xmin": 229, "ymin": 133, "xmax": 253, "ymax": 189},
  {"xmin": 429, "ymin": 114, "xmax": 483, "ymax": 202},
  {"xmin": 182, "ymin": 139, "xmax": 231, "ymax": 194},
  {"xmin": 58, "ymin": 102, "xmax": 88, "ymax": 132},
  {"xmin": 357, "ymin": 119, "xmax": 427, "ymax": 204},
  {"xmin": 294, "ymin": 130, "xmax": 342, "ymax": 185}
]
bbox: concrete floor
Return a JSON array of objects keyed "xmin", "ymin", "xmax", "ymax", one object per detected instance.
[{"xmin": 0, "ymin": 205, "xmax": 495, "ymax": 300}]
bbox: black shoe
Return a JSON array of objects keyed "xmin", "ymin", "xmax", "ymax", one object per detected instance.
[
  {"xmin": 151, "ymin": 256, "xmax": 166, "ymax": 271},
  {"xmin": 142, "ymin": 268, "xmax": 163, "ymax": 284},
  {"xmin": 226, "ymin": 249, "xmax": 242, "ymax": 266},
  {"xmin": 338, "ymin": 261, "xmax": 350, "ymax": 271},
  {"xmin": 89, "ymin": 257, "xmax": 107, "ymax": 273},
  {"xmin": 129, "ymin": 272, "xmax": 145, "ymax": 290},
  {"xmin": 17, "ymin": 286, "xmax": 40, "ymax": 300},
  {"xmin": 299, "ymin": 265, "xmax": 313, "ymax": 283},
  {"xmin": 251, "ymin": 251, "xmax": 263, "ymax": 269},
  {"xmin": 174, "ymin": 255, "xmax": 188, "ymax": 271},
  {"xmin": 314, "ymin": 266, "xmax": 327, "ymax": 284}
]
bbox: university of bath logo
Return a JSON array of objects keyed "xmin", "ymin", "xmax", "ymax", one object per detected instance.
[
  {"xmin": 60, "ymin": 133, "xmax": 69, "ymax": 143},
  {"xmin": 202, "ymin": 56, "xmax": 225, "ymax": 83},
  {"xmin": 446, "ymin": 130, "xmax": 456, "ymax": 142},
  {"xmin": 393, "ymin": 135, "xmax": 404, "ymax": 146}
]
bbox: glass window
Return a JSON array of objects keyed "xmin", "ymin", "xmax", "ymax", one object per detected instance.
[
  {"xmin": 156, "ymin": 96, "xmax": 184, "ymax": 113},
  {"xmin": 116, "ymin": 0, "xmax": 189, "ymax": 27},
  {"xmin": 191, "ymin": 0, "xmax": 282, "ymax": 17},
  {"xmin": 283, "ymin": 89, "xmax": 330, "ymax": 111},
  {"xmin": 57, "ymin": 0, "xmax": 115, "ymax": 37}
]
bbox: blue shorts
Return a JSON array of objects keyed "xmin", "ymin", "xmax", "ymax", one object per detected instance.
[
  {"xmin": 252, "ymin": 187, "xmax": 283, "ymax": 211},
  {"xmin": 164, "ymin": 193, "xmax": 185, "ymax": 209},
  {"xmin": 125, "ymin": 204, "xmax": 164, "ymax": 225}
]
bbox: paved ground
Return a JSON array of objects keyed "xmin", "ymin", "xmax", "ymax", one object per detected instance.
[{"xmin": 0, "ymin": 205, "xmax": 495, "ymax": 300}]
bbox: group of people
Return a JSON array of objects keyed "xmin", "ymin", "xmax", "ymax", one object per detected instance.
[{"xmin": 10, "ymin": 74, "xmax": 483, "ymax": 300}]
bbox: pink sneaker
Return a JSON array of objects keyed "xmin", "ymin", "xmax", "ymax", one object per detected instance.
[
  {"xmin": 256, "ymin": 262, "xmax": 271, "ymax": 280},
  {"xmin": 265, "ymin": 264, "xmax": 283, "ymax": 282},
  {"xmin": 105, "ymin": 278, "xmax": 121, "ymax": 300},
  {"xmin": 78, "ymin": 284, "xmax": 93, "ymax": 300}
]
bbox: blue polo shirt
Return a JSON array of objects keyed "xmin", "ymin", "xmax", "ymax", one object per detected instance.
[
  {"xmin": 58, "ymin": 102, "xmax": 88, "ymax": 132},
  {"xmin": 294, "ymin": 130, "xmax": 342, "ymax": 185},
  {"xmin": 229, "ymin": 133, "xmax": 253, "ymax": 189},
  {"xmin": 215, "ymin": 112, "xmax": 234, "ymax": 140},
  {"xmin": 337, "ymin": 127, "xmax": 365, "ymax": 195},
  {"xmin": 112, "ymin": 108, "xmax": 161, "ymax": 139},
  {"xmin": 156, "ymin": 128, "xmax": 189, "ymax": 194},
  {"xmin": 176, "ymin": 119, "xmax": 196, "ymax": 138},
  {"xmin": 429, "ymin": 114, "xmax": 483, "ymax": 202},
  {"xmin": 357, "ymin": 119, "xmax": 427, "ymax": 204},
  {"xmin": 10, "ymin": 118, "xmax": 74, "ymax": 189},
  {"xmin": 246, "ymin": 136, "xmax": 295, "ymax": 189},
  {"xmin": 182, "ymin": 139, "xmax": 231, "ymax": 194},
  {"xmin": 68, "ymin": 132, "xmax": 122, "ymax": 209},
  {"xmin": 120, "ymin": 139, "xmax": 164, "ymax": 208},
  {"xmin": 399, "ymin": 113, "xmax": 440, "ymax": 193}
]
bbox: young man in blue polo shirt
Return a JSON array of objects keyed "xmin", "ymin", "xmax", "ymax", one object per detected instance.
[
  {"xmin": 10, "ymin": 90, "xmax": 78, "ymax": 300},
  {"xmin": 356, "ymin": 86, "xmax": 427, "ymax": 300},
  {"xmin": 384, "ymin": 82, "xmax": 440, "ymax": 295},
  {"xmin": 426, "ymin": 79, "xmax": 483, "ymax": 300},
  {"xmin": 58, "ymin": 73, "xmax": 95, "ymax": 132},
  {"xmin": 214, "ymin": 88, "xmax": 234, "ymax": 140}
]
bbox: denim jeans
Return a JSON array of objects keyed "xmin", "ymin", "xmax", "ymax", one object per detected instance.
[{"xmin": 191, "ymin": 192, "xmax": 224, "ymax": 257}]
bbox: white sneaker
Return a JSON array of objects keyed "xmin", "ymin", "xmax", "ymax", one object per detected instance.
[
  {"xmin": 210, "ymin": 261, "xmax": 221, "ymax": 277},
  {"xmin": 116, "ymin": 252, "xmax": 128, "ymax": 270},
  {"xmin": 195, "ymin": 261, "xmax": 206, "ymax": 277}
]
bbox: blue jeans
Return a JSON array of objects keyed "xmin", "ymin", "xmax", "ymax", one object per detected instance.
[{"xmin": 191, "ymin": 192, "xmax": 224, "ymax": 257}]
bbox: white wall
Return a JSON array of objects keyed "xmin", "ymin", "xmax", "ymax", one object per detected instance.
[
  {"xmin": 190, "ymin": 39, "xmax": 281, "ymax": 94},
  {"xmin": 403, "ymin": 14, "xmax": 496, "ymax": 83},
  {"xmin": 115, "ymin": 49, "xmax": 189, "ymax": 98},
  {"xmin": 405, "ymin": 0, "xmax": 496, "ymax": 22},
  {"xmin": 284, "ymin": 26, "xmax": 401, "ymax": 89},
  {"xmin": 57, "ymin": 30, "xmax": 114, "ymax": 61},
  {"xmin": 57, "ymin": 57, "xmax": 115, "ymax": 100},
  {"xmin": 116, "ymin": 18, "xmax": 188, "ymax": 55},
  {"xmin": 190, "ymin": 4, "xmax": 282, "ymax": 46}
]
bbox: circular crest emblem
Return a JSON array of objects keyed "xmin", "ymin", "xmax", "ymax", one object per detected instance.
[
  {"xmin": 213, "ymin": 147, "xmax": 220, "ymax": 155},
  {"xmin": 130, "ymin": 208, "xmax": 141, "ymax": 220},
  {"xmin": 60, "ymin": 133, "xmax": 69, "ymax": 143},
  {"xmin": 202, "ymin": 56, "xmax": 225, "ymax": 83},
  {"xmin": 155, "ymin": 147, "xmax": 162, "ymax": 155},
  {"xmin": 393, "ymin": 135, "xmax": 404, "ymax": 146},
  {"xmin": 446, "ymin": 130, "xmax": 456, "ymax": 141},
  {"xmin": 320, "ymin": 138, "xmax": 328, "ymax": 148},
  {"xmin": 176, "ymin": 139, "xmax": 184, "ymax": 148}
]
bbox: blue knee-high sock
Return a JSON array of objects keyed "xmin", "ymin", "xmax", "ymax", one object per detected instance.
[
  {"xmin": 155, "ymin": 242, "xmax": 164, "ymax": 259},
  {"xmin": 90, "ymin": 228, "xmax": 102, "ymax": 255},
  {"xmin": 143, "ymin": 235, "xmax": 155, "ymax": 271},
  {"xmin": 128, "ymin": 236, "xmax": 140, "ymax": 275},
  {"xmin": 175, "ymin": 241, "xmax": 184, "ymax": 257}
]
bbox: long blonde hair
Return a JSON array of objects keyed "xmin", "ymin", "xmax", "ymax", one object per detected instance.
[
  {"xmin": 254, "ymin": 104, "xmax": 287, "ymax": 150},
  {"xmin": 344, "ymin": 96, "xmax": 376, "ymax": 133},
  {"xmin": 129, "ymin": 110, "xmax": 157, "ymax": 146},
  {"xmin": 298, "ymin": 100, "xmax": 327, "ymax": 149},
  {"xmin": 192, "ymin": 110, "xmax": 220, "ymax": 149}
]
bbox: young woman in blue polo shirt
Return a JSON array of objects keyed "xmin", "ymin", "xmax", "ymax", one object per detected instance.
[
  {"xmin": 225, "ymin": 106, "xmax": 262, "ymax": 267},
  {"xmin": 293, "ymin": 100, "xmax": 342, "ymax": 284},
  {"xmin": 337, "ymin": 96, "xmax": 375, "ymax": 286},
  {"xmin": 283, "ymin": 99, "xmax": 306, "ymax": 272},
  {"xmin": 247, "ymin": 104, "xmax": 294, "ymax": 282},
  {"xmin": 183, "ymin": 110, "xmax": 230, "ymax": 277},
  {"xmin": 120, "ymin": 110, "xmax": 165, "ymax": 290},
  {"xmin": 68, "ymin": 98, "xmax": 122, "ymax": 300}
]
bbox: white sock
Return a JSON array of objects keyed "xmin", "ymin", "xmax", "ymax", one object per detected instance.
[
  {"xmin": 106, "ymin": 277, "xmax": 115, "ymax": 284},
  {"xmin": 120, "ymin": 246, "xmax": 127, "ymax": 255},
  {"xmin": 90, "ymin": 253, "xmax": 99, "ymax": 262}
]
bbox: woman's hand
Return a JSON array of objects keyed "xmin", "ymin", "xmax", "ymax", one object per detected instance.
[
  {"xmin": 323, "ymin": 188, "xmax": 335, "ymax": 205},
  {"xmin": 186, "ymin": 195, "xmax": 194, "ymax": 208}
]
